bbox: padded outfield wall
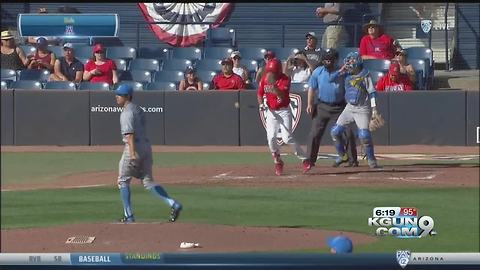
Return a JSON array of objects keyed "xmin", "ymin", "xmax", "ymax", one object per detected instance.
[{"xmin": 1, "ymin": 90, "xmax": 479, "ymax": 146}]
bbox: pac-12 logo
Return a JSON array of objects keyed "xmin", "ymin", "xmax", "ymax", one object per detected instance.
[
  {"xmin": 368, "ymin": 207, "xmax": 437, "ymax": 238},
  {"xmin": 259, "ymin": 93, "xmax": 302, "ymax": 145}
]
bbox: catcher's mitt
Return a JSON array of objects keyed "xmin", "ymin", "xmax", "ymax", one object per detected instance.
[{"xmin": 369, "ymin": 110, "xmax": 385, "ymax": 131}]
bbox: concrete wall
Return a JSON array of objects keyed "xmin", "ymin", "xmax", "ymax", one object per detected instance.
[{"xmin": 1, "ymin": 90, "xmax": 478, "ymax": 146}]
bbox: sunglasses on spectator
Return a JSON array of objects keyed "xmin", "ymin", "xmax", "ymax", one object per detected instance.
[
  {"xmin": 95, "ymin": 50, "xmax": 106, "ymax": 54},
  {"xmin": 233, "ymin": 57, "xmax": 241, "ymax": 60}
]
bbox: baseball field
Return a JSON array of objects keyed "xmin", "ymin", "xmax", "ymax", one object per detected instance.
[{"xmin": 1, "ymin": 145, "xmax": 479, "ymax": 253}]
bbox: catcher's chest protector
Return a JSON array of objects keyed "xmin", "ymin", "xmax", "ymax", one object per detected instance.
[{"xmin": 345, "ymin": 71, "xmax": 369, "ymax": 106}]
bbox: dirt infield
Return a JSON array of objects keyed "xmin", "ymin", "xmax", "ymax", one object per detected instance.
[{"xmin": 1, "ymin": 145, "xmax": 478, "ymax": 253}]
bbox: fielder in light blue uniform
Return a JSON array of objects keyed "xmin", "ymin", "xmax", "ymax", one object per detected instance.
[
  {"xmin": 330, "ymin": 52, "xmax": 379, "ymax": 168},
  {"xmin": 115, "ymin": 84, "xmax": 182, "ymax": 223}
]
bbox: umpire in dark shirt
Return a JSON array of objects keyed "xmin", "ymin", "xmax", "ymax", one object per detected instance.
[{"xmin": 303, "ymin": 49, "xmax": 357, "ymax": 172}]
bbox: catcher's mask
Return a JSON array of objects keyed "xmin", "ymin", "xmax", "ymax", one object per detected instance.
[{"xmin": 344, "ymin": 52, "xmax": 363, "ymax": 69}]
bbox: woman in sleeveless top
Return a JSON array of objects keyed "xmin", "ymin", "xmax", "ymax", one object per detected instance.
[
  {"xmin": 179, "ymin": 67, "xmax": 203, "ymax": 91},
  {"xmin": 1, "ymin": 30, "xmax": 27, "ymax": 70},
  {"xmin": 26, "ymin": 37, "xmax": 56, "ymax": 72}
]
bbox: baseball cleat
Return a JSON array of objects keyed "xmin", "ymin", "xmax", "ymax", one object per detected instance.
[
  {"xmin": 332, "ymin": 154, "xmax": 349, "ymax": 167},
  {"xmin": 274, "ymin": 160, "xmax": 284, "ymax": 176},
  {"xmin": 368, "ymin": 159, "xmax": 379, "ymax": 169},
  {"xmin": 302, "ymin": 160, "xmax": 312, "ymax": 173},
  {"xmin": 170, "ymin": 202, "xmax": 182, "ymax": 222},
  {"xmin": 346, "ymin": 161, "xmax": 359, "ymax": 167},
  {"xmin": 119, "ymin": 215, "xmax": 135, "ymax": 223}
]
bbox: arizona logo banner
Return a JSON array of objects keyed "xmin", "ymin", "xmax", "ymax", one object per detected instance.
[{"xmin": 138, "ymin": 3, "xmax": 233, "ymax": 47}]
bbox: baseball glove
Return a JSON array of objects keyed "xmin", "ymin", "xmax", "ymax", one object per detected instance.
[{"xmin": 369, "ymin": 109, "xmax": 385, "ymax": 131}]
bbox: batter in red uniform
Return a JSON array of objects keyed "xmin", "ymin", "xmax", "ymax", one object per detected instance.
[{"xmin": 257, "ymin": 58, "xmax": 308, "ymax": 176}]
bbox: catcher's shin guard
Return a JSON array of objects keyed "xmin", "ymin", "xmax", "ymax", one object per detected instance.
[
  {"xmin": 331, "ymin": 124, "xmax": 346, "ymax": 156},
  {"xmin": 358, "ymin": 129, "xmax": 376, "ymax": 161}
]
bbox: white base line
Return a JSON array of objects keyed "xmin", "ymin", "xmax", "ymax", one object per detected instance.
[{"xmin": 1, "ymin": 184, "xmax": 108, "ymax": 192}]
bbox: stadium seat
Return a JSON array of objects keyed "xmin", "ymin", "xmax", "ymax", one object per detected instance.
[
  {"xmin": 1, "ymin": 69, "xmax": 17, "ymax": 81},
  {"xmin": 171, "ymin": 48, "xmax": 202, "ymax": 61},
  {"xmin": 18, "ymin": 69, "xmax": 51, "ymax": 82},
  {"xmin": 138, "ymin": 46, "xmax": 170, "ymax": 59},
  {"xmin": 44, "ymin": 81, "xmax": 77, "ymax": 91},
  {"xmin": 268, "ymin": 47, "xmax": 300, "ymax": 61},
  {"xmin": 370, "ymin": 71, "xmax": 385, "ymax": 87},
  {"xmin": 90, "ymin": 37, "xmax": 124, "ymax": 47},
  {"xmin": 77, "ymin": 81, "xmax": 110, "ymax": 91},
  {"xmin": 162, "ymin": 59, "xmax": 193, "ymax": 71},
  {"xmin": 47, "ymin": 46, "xmax": 64, "ymax": 58},
  {"xmin": 114, "ymin": 81, "xmax": 144, "ymax": 91},
  {"xmin": 196, "ymin": 70, "xmax": 218, "ymax": 83},
  {"xmin": 106, "ymin": 46, "xmax": 137, "ymax": 60},
  {"xmin": 113, "ymin": 59, "xmax": 128, "ymax": 71},
  {"xmin": 74, "ymin": 46, "xmax": 94, "ymax": 59},
  {"xmin": 290, "ymin": 82, "xmax": 309, "ymax": 92},
  {"xmin": 338, "ymin": 47, "xmax": 359, "ymax": 61},
  {"xmin": 154, "ymin": 70, "xmax": 185, "ymax": 83},
  {"xmin": 242, "ymin": 59, "xmax": 259, "ymax": 82},
  {"xmin": 194, "ymin": 59, "xmax": 222, "ymax": 72},
  {"xmin": 363, "ymin": 59, "xmax": 391, "ymax": 73},
  {"xmin": 61, "ymin": 37, "xmax": 91, "ymax": 46},
  {"xmin": 238, "ymin": 48, "xmax": 267, "ymax": 62},
  {"xmin": 10, "ymin": 80, "xmax": 43, "ymax": 90},
  {"xmin": 77, "ymin": 58, "xmax": 90, "ymax": 66},
  {"xmin": 408, "ymin": 59, "xmax": 428, "ymax": 90},
  {"xmin": 1, "ymin": 80, "xmax": 10, "ymax": 90},
  {"xmin": 118, "ymin": 70, "xmax": 153, "ymax": 83},
  {"xmin": 205, "ymin": 27, "xmax": 236, "ymax": 47},
  {"xmin": 202, "ymin": 82, "xmax": 212, "ymax": 90},
  {"xmin": 145, "ymin": 82, "xmax": 177, "ymax": 91},
  {"xmin": 129, "ymin": 58, "xmax": 161, "ymax": 72},
  {"xmin": 204, "ymin": 47, "xmax": 235, "ymax": 59},
  {"xmin": 19, "ymin": 45, "xmax": 36, "ymax": 55},
  {"xmin": 405, "ymin": 47, "xmax": 434, "ymax": 68}
]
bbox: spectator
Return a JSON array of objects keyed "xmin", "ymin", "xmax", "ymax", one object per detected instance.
[
  {"xmin": 316, "ymin": 3, "xmax": 345, "ymax": 49},
  {"xmin": 284, "ymin": 52, "xmax": 313, "ymax": 83},
  {"xmin": 26, "ymin": 7, "xmax": 61, "ymax": 46},
  {"xmin": 375, "ymin": 61, "xmax": 413, "ymax": 92},
  {"xmin": 255, "ymin": 50, "xmax": 276, "ymax": 83},
  {"xmin": 300, "ymin": 32, "xmax": 325, "ymax": 69},
  {"xmin": 179, "ymin": 66, "xmax": 203, "ymax": 91},
  {"xmin": 211, "ymin": 58, "xmax": 245, "ymax": 90},
  {"xmin": 83, "ymin": 43, "xmax": 118, "ymax": 86},
  {"xmin": 359, "ymin": 20, "xmax": 401, "ymax": 60},
  {"xmin": 26, "ymin": 37, "xmax": 56, "ymax": 72},
  {"xmin": 1, "ymin": 30, "xmax": 27, "ymax": 70},
  {"xmin": 393, "ymin": 50, "xmax": 416, "ymax": 85},
  {"xmin": 49, "ymin": 43, "xmax": 84, "ymax": 83},
  {"xmin": 230, "ymin": 51, "xmax": 251, "ymax": 85}
]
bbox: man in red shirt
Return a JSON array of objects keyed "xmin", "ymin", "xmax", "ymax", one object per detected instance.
[
  {"xmin": 359, "ymin": 20, "xmax": 401, "ymax": 60},
  {"xmin": 212, "ymin": 58, "xmax": 245, "ymax": 90},
  {"xmin": 257, "ymin": 58, "xmax": 308, "ymax": 176},
  {"xmin": 376, "ymin": 62, "xmax": 413, "ymax": 92}
]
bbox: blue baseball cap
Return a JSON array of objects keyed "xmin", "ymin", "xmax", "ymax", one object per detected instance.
[
  {"xmin": 115, "ymin": 84, "xmax": 133, "ymax": 96},
  {"xmin": 327, "ymin": 235, "xmax": 353, "ymax": 254}
]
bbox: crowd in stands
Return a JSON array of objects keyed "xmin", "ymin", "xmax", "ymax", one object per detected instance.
[{"xmin": 2, "ymin": 3, "xmax": 435, "ymax": 92}]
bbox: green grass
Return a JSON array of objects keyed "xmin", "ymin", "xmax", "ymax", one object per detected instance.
[{"xmin": 2, "ymin": 185, "xmax": 478, "ymax": 252}]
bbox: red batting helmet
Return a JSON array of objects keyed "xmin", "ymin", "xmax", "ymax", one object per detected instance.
[{"xmin": 265, "ymin": 58, "xmax": 282, "ymax": 75}]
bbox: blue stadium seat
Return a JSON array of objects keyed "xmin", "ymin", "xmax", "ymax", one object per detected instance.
[
  {"xmin": 19, "ymin": 45, "xmax": 36, "ymax": 55},
  {"xmin": 290, "ymin": 82, "xmax": 309, "ymax": 92},
  {"xmin": 205, "ymin": 27, "xmax": 236, "ymax": 47},
  {"xmin": 238, "ymin": 48, "xmax": 267, "ymax": 62},
  {"xmin": 363, "ymin": 59, "xmax": 391, "ymax": 73},
  {"xmin": 242, "ymin": 59, "xmax": 259, "ymax": 82},
  {"xmin": 44, "ymin": 81, "xmax": 77, "ymax": 91},
  {"xmin": 154, "ymin": 70, "xmax": 185, "ymax": 83},
  {"xmin": 74, "ymin": 46, "xmax": 94, "ymax": 59},
  {"xmin": 196, "ymin": 70, "xmax": 218, "ymax": 83},
  {"xmin": 408, "ymin": 59, "xmax": 428, "ymax": 90},
  {"xmin": 106, "ymin": 46, "xmax": 137, "ymax": 60},
  {"xmin": 162, "ymin": 59, "xmax": 193, "ymax": 71},
  {"xmin": 129, "ymin": 58, "xmax": 161, "ymax": 72},
  {"xmin": 47, "ymin": 46, "xmax": 64, "ymax": 58},
  {"xmin": 77, "ymin": 58, "xmax": 90, "ymax": 66},
  {"xmin": 268, "ymin": 47, "xmax": 300, "ymax": 61},
  {"xmin": 1, "ymin": 69, "xmax": 17, "ymax": 81},
  {"xmin": 118, "ymin": 70, "xmax": 153, "ymax": 83},
  {"xmin": 10, "ymin": 80, "xmax": 43, "ymax": 90},
  {"xmin": 1, "ymin": 80, "xmax": 11, "ymax": 90},
  {"xmin": 18, "ymin": 69, "xmax": 51, "ymax": 82},
  {"xmin": 114, "ymin": 81, "xmax": 144, "ymax": 91},
  {"xmin": 405, "ymin": 47, "xmax": 434, "ymax": 68},
  {"xmin": 338, "ymin": 47, "xmax": 359, "ymax": 61},
  {"xmin": 77, "ymin": 81, "xmax": 110, "ymax": 91},
  {"xmin": 204, "ymin": 47, "xmax": 235, "ymax": 59},
  {"xmin": 138, "ymin": 46, "xmax": 170, "ymax": 59},
  {"xmin": 90, "ymin": 37, "xmax": 124, "ymax": 47},
  {"xmin": 370, "ymin": 71, "xmax": 385, "ymax": 87},
  {"xmin": 113, "ymin": 59, "xmax": 128, "ymax": 71},
  {"xmin": 171, "ymin": 48, "xmax": 202, "ymax": 61},
  {"xmin": 145, "ymin": 82, "xmax": 177, "ymax": 91},
  {"xmin": 194, "ymin": 59, "xmax": 222, "ymax": 72},
  {"xmin": 61, "ymin": 37, "xmax": 91, "ymax": 46}
]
